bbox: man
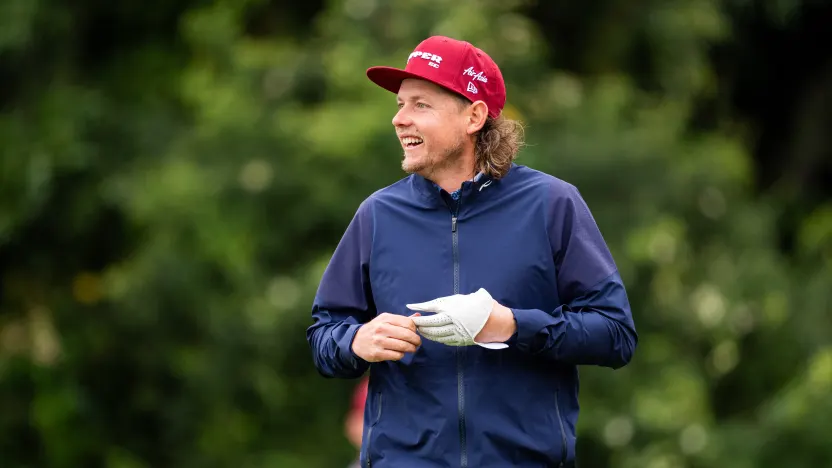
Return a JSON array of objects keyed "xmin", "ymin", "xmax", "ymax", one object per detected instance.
[{"xmin": 307, "ymin": 36, "xmax": 637, "ymax": 468}]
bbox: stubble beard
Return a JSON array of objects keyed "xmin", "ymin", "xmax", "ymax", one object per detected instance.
[{"xmin": 401, "ymin": 137, "xmax": 466, "ymax": 178}]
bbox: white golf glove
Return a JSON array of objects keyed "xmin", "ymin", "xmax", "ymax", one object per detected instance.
[{"xmin": 407, "ymin": 288, "xmax": 508, "ymax": 349}]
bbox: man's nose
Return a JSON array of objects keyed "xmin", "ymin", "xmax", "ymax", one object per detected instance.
[{"xmin": 392, "ymin": 107, "xmax": 412, "ymax": 128}]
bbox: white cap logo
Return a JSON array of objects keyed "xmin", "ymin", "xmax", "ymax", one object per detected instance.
[
  {"xmin": 462, "ymin": 67, "xmax": 488, "ymax": 83},
  {"xmin": 408, "ymin": 51, "xmax": 443, "ymax": 68}
]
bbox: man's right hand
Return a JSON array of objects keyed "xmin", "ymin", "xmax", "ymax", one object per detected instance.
[{"xmin": 352, "ymin": 312, "xmax": 422, "ymax": 362}]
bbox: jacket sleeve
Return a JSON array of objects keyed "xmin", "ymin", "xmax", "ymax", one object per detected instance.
[
  {"xmin": 510, "ymin": 184, "xmax": 637, "ymax": 369},
  {"xmin": 306, "ymin": 200, "xmax": 376, "ymax": 378}
]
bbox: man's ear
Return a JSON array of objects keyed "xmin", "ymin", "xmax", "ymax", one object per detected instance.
[{"xmin": 466, "ymin": 101, "xmax": 489, "ymax": 135}]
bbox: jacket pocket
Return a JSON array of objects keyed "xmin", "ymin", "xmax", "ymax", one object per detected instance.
[{"xmin": 554, "ymin": 389, "xmax": 568, "ymax": 464}]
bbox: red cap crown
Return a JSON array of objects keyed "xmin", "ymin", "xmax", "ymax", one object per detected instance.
[{"xmin": 367, "ymin": 36, "xmax": 506, "ymax": 119}]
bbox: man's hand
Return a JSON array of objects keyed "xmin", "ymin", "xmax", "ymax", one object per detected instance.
[
  {"xmin": 352, "ymin": 313, "xmax": 422, "ymax": 362},
  {"xmin": 407, "ymin": 288, "xmax": 512, "ymax": 349}
]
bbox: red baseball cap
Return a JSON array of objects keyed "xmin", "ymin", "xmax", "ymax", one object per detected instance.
[{"xmin": 367, "ymin": 36, "xmax": 506, "ymax": 119}]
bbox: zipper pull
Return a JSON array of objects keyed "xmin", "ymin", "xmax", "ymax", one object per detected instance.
[{"xmin": 451, "ymin": 216, "xmax": 457, "ymax": 232}]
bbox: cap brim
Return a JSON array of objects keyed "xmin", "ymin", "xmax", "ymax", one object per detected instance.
[{"xmin": 367, "ymin": 66, "xmax": 445, "ymax": 95}]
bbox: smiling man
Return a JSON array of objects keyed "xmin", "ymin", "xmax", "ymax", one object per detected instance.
[{"xmin": 307, "ymin": 36, "xmax": 638, "ymax": 468}]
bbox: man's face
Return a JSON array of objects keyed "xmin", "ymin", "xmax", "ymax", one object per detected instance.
[{"xmin": 393, "ymin": 79, "xmax": 470, "ymax": 176}]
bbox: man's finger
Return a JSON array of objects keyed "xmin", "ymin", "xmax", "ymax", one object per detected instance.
[
  {"xmin": 383, "ymin": 314, "xmax": 419, "ymax": 332},
  {"xmin": 412, "ymin": 313, "xmax": 453, "ymax": 328},
  {"xmin": 381, "ymin": 323, "xmax": 422, "ymax": 347},
  {"xmin": 417, "ymin": 324, "xmax": 457, "ymax": 338},
  {"xmin": 380, "ymin": 337, "xmax": 419, "ymax": 354}
]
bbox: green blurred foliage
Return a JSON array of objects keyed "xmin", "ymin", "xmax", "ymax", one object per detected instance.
[{"xmin": 1, "ymin": 0, "xmax": 830, "ymax": 467}]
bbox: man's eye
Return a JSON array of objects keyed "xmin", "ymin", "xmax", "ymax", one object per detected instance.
[{"xmin": 416, "ymin": 102, "xmax": 428, "ymax": 108}]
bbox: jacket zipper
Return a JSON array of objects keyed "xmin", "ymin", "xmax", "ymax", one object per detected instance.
[
  {"xmin": 451, "ymin": 200, "xmax": 467, "ymax": 468},
  {"xmin": 365, "ymin": 392, "xmax": 382, "ymax": 467},
  {"xmin": 554, "ymin": 389, "xmax": 567, "ymax": 466}
]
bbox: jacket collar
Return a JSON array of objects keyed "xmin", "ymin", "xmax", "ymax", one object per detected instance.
[{"xmin": 411, "ymin": 169, "xmax": 499, "ymax": 207}]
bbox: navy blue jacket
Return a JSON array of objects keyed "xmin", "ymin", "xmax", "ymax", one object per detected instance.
[{"xmin": 308, "ymin": 164, "xmax": 637, "ymax": 467}]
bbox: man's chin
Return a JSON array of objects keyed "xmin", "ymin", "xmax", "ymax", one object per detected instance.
[{"xmin": 401, "ymin": 156, "xmax": 427, "ymax": 175}]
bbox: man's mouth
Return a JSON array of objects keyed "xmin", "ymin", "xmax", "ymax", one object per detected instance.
[{"xmin": 401, "ymin": 136, "xmax": 424, "ymax": 149}]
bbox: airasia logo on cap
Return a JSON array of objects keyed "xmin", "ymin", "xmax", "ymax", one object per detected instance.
[
  {"xmin": 408, "ymin": 51, "xmax": 443, "ymax": 68},
  {"xmin": 462, "ymin": 67, "xmax": 488, "ymax": 83}
]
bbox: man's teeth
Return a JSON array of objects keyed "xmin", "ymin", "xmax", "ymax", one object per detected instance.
[{"xmin": 403, "ymin": 137, "xmax": 423, "ymax": 146}]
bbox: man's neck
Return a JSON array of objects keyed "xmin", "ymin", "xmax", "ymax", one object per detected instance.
[{"xmin": 424, "ymin": 151, "xmax": 478, "ymax": 193}]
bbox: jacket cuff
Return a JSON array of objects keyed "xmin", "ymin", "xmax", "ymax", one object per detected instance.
[
  {"xmin": 337, "ymin": 323, "xmax": 368, "ymax": 369},
  {"xmin": 510, "ymin": 307, "xmax": 559, "ymax": 354}
]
